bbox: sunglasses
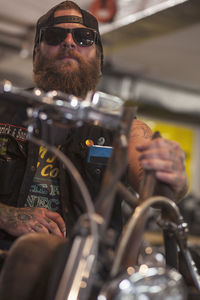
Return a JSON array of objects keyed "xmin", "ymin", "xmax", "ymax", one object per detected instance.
[{"xmin": 40, "ymin": 27, "xmax": 97, "ymax": 47}]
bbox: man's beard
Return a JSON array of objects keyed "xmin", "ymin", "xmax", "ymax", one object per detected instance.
[{"xmin": 33, "ymin": 48, "xmax": 100, "ymax": 99}]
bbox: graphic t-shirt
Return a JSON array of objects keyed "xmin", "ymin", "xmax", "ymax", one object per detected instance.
[{"xmin": 25, "ymin": 145, "xmax": 61, "ymax": 212}]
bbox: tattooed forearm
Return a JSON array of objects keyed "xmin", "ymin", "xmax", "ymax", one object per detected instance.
[{"xmin": 130, "ymin": 125, "xmax": 152, "ymax": 139}]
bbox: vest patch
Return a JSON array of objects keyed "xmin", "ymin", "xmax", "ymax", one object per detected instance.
[{"xmin": 0, "ymin": 123, "xmax": 27, "ymax": 141}]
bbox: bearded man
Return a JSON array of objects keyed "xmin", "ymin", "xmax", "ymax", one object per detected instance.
[
  {"xmin": 0, "ymin": 1, "xmax": 190, "ymax": 299},
  {"xmin": 0, "ymin": 0, "xmax": 188, "ymax": 248}
]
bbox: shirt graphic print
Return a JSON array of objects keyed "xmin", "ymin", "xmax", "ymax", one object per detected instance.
[{"xmin": 25, "ymin": 145, "xmax": 61, "ymax": 212}]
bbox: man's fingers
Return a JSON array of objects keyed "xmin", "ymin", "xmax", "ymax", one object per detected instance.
[
  {"xmin": 138, "ymin": 148, "xmax": 169, "ymax": 161},
  {"xmin": 32, "ymin": 223, "xmax": 49, "ymax": 234},
  {"xmin": 25, "ymin": 208, "xmax": 66, "ymax": 237},
  {"xmin": 140, "ymin": 158, "xmax": 181, "ymax": 173},
  {"xmin": 39, "ymin": 217, "xmax": 63, "ymax": 237},
  {"xmin": 156, "ymin": 171, "xmax": 185, "ymax": 189},
  {"xmin": 45, "ymin": 210, "xmax": 66, "ymax": 236}
]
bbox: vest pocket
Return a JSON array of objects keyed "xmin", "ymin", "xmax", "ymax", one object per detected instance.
[
  {"xmin": 0, "ymin": 156, "xmax": 25, "ymax": 195},
  {"xmin": 0, "ymin": 135, "xmax": 27, "ymax": 196}
]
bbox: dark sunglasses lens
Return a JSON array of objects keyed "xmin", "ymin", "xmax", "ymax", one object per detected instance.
[
  {"xmin": 43, "ymin": 28, "xmax": 66, "ymax": 45},
  {"xmin": 73, "ymin": 28, "xmax": 95, "ymax": 46}
]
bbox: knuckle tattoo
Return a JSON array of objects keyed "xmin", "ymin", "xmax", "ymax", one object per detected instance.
[
  {"xmin": 45, "ymin": 218, "xmax": 51, "ymax": 224},
  {"xmin": 35, "ymin": 224, "xmax": 43, "ymax": 229}
]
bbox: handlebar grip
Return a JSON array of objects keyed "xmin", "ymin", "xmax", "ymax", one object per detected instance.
[{"xmin": 139, "ymin": 131, "xmax": 174, "ymax": 202}]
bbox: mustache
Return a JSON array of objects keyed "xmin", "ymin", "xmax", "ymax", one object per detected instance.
[{"xmin": 56, "ymin": 49, "xmax": 81, "ymax": 62}]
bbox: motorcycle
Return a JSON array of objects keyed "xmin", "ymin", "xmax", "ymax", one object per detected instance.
[{"xmin": 0, "ymin": 80, "xmax": 199, "ymax": 300}]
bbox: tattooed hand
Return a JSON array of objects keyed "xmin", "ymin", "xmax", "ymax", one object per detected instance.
[
  {"xmin": 136, "ymin": 137, "xmax": 188, "ymax": 201},
  {"xmin": 128, "ymin": 120, "xmax": 188, "ymax": 201},
  {"xmin": 0, "ymin": 205, "xmax": 66, "ymax": 237}
]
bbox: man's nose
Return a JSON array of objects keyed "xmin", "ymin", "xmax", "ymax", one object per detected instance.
[{"xmin": 61, "ymin": 32, "xmax": 76, "ymax": 49}]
